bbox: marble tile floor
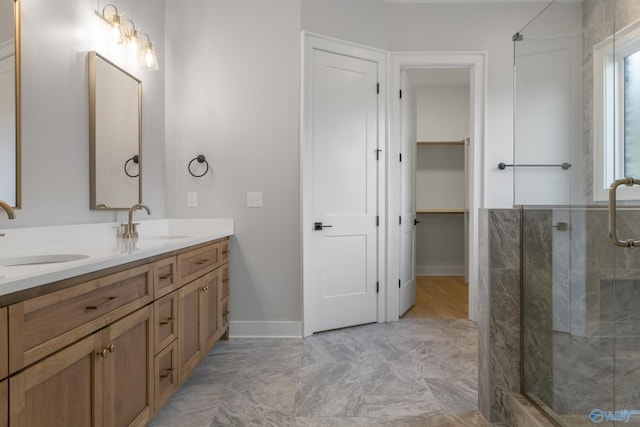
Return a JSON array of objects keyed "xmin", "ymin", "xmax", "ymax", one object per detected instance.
[{"xmin": 150, "ymin": 319, "xmax": 500, "ymax": 427}]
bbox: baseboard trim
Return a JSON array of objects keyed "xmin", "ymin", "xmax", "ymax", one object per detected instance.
[
  {"xmin": 416, "ymin": 265, "xmax": 465, "ymax": 276},
  {"xmin": 229, "ymin": 321, "xmax": 302, "ymax": 338}
]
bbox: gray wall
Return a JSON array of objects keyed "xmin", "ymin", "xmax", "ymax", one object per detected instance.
[{"xmin": 6, "ymin": 0, "xmax": 165, "ymax": 228}]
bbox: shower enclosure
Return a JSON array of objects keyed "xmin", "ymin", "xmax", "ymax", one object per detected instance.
[{"xmin": 516, "ymin": 1, "xmax": 640, "ymax": 426}]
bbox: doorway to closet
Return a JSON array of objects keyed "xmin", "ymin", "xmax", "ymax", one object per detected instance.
[{"xmin": 400, "ymin": 67, "xmax": 471, "ymax": 320}]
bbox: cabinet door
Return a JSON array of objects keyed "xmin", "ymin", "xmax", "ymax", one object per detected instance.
[
  {"xmin": 0, "ymin": 308, "xmax": 7, "ymax": 380},
  {"xmin": 102, "ymin": 306, "xmax": 154, "ymax": 427},
  {"xmin": 201, "ymin": 269, "xmax": 220, "ymax": 351},
  {"xmin": 177, "ymin": 279, "xmax": 203, "ymax": 382},
  {"xmin": 0, "ymin": 379, "xmax": 7, "ymax": 427},
  {"xmin": 9, "ymin": 333, "xmax": 103, "ymax": 427}
]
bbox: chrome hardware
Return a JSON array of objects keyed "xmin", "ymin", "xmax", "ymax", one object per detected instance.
[
  {"xmin": 609, "ymin": 177, "xmax": 640, "ymax": 247},
  {"xmin": 0, "ymin": 200, "xmax": 15, "ymax": 220},
  {"xmin": 314, "ymin": 222, "xmax": 333, "ymax": 231},
  {"xmin": 121, "ymin": 203, "xmax": 151, "ymax": 238},
  {"xmin": 552, "ymin": 222, "xmax": 569, "ymax": 231},
  {"xmin": 498, "ymin": 162, "xmax": 571, "ymax": 170},
  {"xmin": 86, "ymin": 296, "xmax": 117, "ymax": 310}
]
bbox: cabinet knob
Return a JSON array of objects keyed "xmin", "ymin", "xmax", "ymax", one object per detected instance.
[
  {"xmin": 108, "ymin": 344, "xmax": 115, "ymax": 353},
  {"xmin": 97, "ymin": 348, "xmax": 108, "ymax": 358}
]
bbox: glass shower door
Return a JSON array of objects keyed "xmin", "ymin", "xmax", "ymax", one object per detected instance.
[{"xmin": 517, "ymin": 1, "xmax": 640, "ymax": 425}]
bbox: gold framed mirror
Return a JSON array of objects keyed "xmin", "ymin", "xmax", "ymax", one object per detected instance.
[
  {"xmin": 0, "ymin": 0, "xmax": 21, "ymax": 208},
  {"xmin": 89, "ymin": 51, "xmax": 142, "ymax": 210}
]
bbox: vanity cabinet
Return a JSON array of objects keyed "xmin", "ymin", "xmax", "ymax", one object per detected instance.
[
  {"xmin": 1, "ymin": 236, "xmax": 230, "ymax": 427},
  {"xmin": 8, "ymin": 306, "xmax": 153, "ymax": 427},
  {"xmin": 177, "ymin": 269, "xmax": 220, "ymax": 383}
]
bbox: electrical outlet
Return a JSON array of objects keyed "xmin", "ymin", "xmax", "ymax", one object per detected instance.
[
  {"xmin": 246, "ymin": 192, "xmax": 263, "ymax": 208},
  {"xmin": 187, "ymin": 192, "xmax": 198, "ymax": 207}
]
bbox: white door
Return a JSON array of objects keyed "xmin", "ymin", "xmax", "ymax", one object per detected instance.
[
  {"xmin": 399, "ymin": 70, "xmax": 417, "ymax": 316},
  {"xmin": 310, "ymin": 49, "xmax": 379, "ymax": 333}
]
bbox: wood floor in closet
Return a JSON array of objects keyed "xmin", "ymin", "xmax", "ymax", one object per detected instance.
[{"xmin": 402, "ymin": 275, "xmax": 468, "ymax": 319}]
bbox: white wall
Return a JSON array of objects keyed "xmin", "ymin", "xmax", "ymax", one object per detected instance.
[
  {"xmin": 4, "ymin": 0, "xmax": 165, "ymax": 228},
  {"xmin": 164, "ymin": 0, "xmax": 302, "ymax": 334},
  {"xmin": 416, "ymin": 85, "xmax": 469, "ymax": 142},
  {"xmin": 414, "ymin": 85, "xmax": 468, "ymax": 275}
]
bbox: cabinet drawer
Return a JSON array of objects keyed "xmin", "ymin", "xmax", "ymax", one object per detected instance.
[
  {"xmin": 154, "ymin": 257, "xmax": 178, "ymax": 299},
  {"xmin": 9, "ymin": 264, "xmax": 152, "ymax": 372},
  {"xmin": 154, "ymin": 340, "xmax": 177, "ymax": 411},
  {"xmin": 221, "ymin": 263, "xmax": 230, "ymax": 299},
  {"xmin": 177, "ymin": 243, "xmax": 220, "ymax": 286},
  {"xmin": 154, "ymin": 292, "xmax": 177, "ymax": 354},
  {"xmin": 221, "ymin": 239, "xmax": 229, "ymax": 264}
]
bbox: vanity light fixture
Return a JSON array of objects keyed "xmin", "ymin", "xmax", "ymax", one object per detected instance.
[
  {"xmin": 99, "ymin": 4, "xmax": 159, "ymax": 71},
  {"xmin": 138, "ymin": 33, "xmax": 159, "ymax": 71},
  {"xmin": 101, "ymin": 4, "xmax": 122, "ymax": 44}
]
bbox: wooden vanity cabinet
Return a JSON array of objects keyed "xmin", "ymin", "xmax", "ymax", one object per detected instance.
[
  {"xmin": 8, "ymin": 305, "xmax": 153, "ymax": 427},
  {"xmin": 2, "ymin": 236, "xmax": 230, "ymax": 426}
]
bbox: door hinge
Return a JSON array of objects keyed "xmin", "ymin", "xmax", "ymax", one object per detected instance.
[
  {"xmin": 377, "ymin": 83, "xmax": 380, "ymax": 94},
  {"xmin": 376, "ymin": 216, "xmax": 379, "ymax": 227},
  {"xmin": 399, "ymin": 216, "xmax": 402, "ymax": 225},
  {"xmin": 398, "ymin": 279, "xmax": 401, "ymax": 289},
  {"xmin": 399, "ymin": 153, "xmax": 402, "ymax": 162},
  {"xmin": 400, "ymin": 89, "xmax": 403, "ymax": 99},
  {"xmin": 376, "ymin": 282, "xmax": 379, "ymax": 293}
]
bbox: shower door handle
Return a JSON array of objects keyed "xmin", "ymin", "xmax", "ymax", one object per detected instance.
[{"xmin": 608, "ymin": 177, "xmax": 640, "ymax": 247}]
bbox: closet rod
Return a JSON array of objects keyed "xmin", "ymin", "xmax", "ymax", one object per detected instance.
[{"xmin": 498, "ymin": 162, "xmax": 571, "ymax": 171}]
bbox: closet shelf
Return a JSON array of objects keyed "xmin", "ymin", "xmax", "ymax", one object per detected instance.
[
  {"xmin": 416, "ymin": 208, "xmax": 466, "ymax": 214},
  {"xmin": 417, "ymin": 140, "xmax": 466, "ymax": 146}
]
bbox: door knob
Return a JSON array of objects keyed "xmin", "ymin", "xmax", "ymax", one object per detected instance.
[{"xmin": 314, "ymin": 222, "xmax": 333, "ymax": 231}]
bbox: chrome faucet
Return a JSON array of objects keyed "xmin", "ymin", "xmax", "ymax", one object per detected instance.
[
  {"xmin": 121, "ymin": 203, "xmax": 151, "ymax": 238},
  {"xmin": 0, "ymin": 200, "xmax": 16, "ymax": 220}
]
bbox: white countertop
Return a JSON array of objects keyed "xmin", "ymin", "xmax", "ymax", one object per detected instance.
[{"xmin": 0, "ymin": 218, "xmax": 234, "ymax": 297}]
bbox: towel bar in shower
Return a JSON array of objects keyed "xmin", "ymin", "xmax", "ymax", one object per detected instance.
[{"xmin": 498, "ymin": 162, "xmax": 571, "ymax": 170}]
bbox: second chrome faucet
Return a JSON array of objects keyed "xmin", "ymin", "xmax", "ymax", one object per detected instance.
[{"xmin": 121, "ymin": 203, "xmax": 151, "ymax": 238}]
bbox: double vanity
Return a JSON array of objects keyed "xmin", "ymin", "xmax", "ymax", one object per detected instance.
[{"xmin": 0, "ymin": 218, "xmax": 233, "ymax": 426}]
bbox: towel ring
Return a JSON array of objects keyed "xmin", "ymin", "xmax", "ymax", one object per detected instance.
[
  {"xmin": 124, "ymin": 155, "xmax": 139, "ymax": 178},
  {"xmin": 188, "ymin": 154, "xmax": 209, "ymax": 178}
]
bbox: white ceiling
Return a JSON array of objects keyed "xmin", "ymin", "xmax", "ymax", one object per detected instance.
[{"xmin": 405, "ymin": 68, "xmax": 470, "ymax": 87}]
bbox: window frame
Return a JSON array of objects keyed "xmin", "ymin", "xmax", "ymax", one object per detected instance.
[{"xmin": 593, "ymin": 21, "xmax": 640, "ymax": 201}]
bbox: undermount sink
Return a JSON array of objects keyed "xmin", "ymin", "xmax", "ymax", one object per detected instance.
[{"xmin": 0, "ymin": 254, "xmax": 90, "ymax": 267}]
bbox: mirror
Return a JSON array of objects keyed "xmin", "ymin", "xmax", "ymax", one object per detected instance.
[
  {"xmin": 89, "ymin": 51, "xmax": 141, "ymax": 210},
  {"xmin": 0, "ymin": 0, "xmax": 20, "ymax": 208}
]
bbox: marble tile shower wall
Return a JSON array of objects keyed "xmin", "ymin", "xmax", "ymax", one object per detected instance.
[
  {"xmin": 520, "ymin": 208, "xmax": 640, "ymax": 420},
  {"xmin": 479, "ymin": 209, "xmax": 522, "ymax": 425}
]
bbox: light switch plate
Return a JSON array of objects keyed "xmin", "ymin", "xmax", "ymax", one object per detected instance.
[
  {"xmin": 187, "ymin": 192, "xmax": 198, "ymax": 207},
  {"xmin": 246, "ymin": 192, "xmax": 263, "ymax": 208}
]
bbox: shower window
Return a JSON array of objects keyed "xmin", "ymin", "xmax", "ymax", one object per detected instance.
[{"xmin": 593, "ymin": 21, "xmax": 640, "ymax": 200}]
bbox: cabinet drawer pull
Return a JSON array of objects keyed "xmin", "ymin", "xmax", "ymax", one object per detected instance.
[
  {"xmin": 222, "ymin": 250, "xmax": 230, "ymax": 255},
  {"xmin": 201, "ymin": 286, "xmax": 209, "ymax": 293},
  {"xmin": 97, "ymin": 348, "xmax": 108, "ymax": 358},
  {"xmin": 223, "ymin": 279, "xmax": 230, "ymax": 283},
  {"xmin": 160, "ymin": 368, "xmax": 173, "ymax": 378},
  {"xmin": 159, "ymin": 273, "xmax": 174, "ymax": 280},
  {"xmin": 86, "ymin": 296, "xmax": 118, "ymax": 310},
  {"xmin": 108, "ymin": 344, "xmax": 115, "ymax": 353},
  {"xmin": 159, "ymin": 317, "xmax": 174, "ymax": 325},
  {"xmin": 195, "ymin": 259, "xmax": 209, "ymax": 265}
]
